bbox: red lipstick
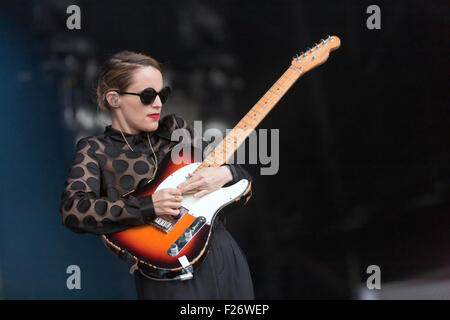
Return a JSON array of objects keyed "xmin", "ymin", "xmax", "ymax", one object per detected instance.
[{"xmin": 147, "ymin": 113, "xmax": 159, "ymax": 119}]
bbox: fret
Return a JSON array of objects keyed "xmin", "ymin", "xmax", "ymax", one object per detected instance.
[
  {"xmin": 285, "ymin": 69, "xmax": 301, "ymax": 80},
  {"xmin": 201, "ymin": 156, "xmax": 212, "ymax": 164},
  {"xmin": 277, "ymin": 80, "xmax": 292, "ymax": 90},
  {"xmin": 266, "ymin": 91, "xmax": 281, "ymax": 101},
  {"xmin": 275, "ymin": 81, "xmax": 289, "ymax": 90},
  {"xmin": 218, "ymin": 149, "xmax": 230, "ymax": 162},
  {"xmin": 251, "ymin": 108, "xmax": 264, "ymax": 116},
  {"xmin": 242, "ymin": 116, "xmax": 258, "ymax": 125},
  {"xmin": 222, "ymin": 144, "xmax": 230, "ymax": 160},
  {"xmin": 223, "ymin": 140, "xmax": 235, "ymax": 150},
  {"xmin": 223, "ymin": 143, "xmax": 237, "ymax": 154},
  {"xmin": 261, "ymin": 96, "xmax": 276, "ymax": 105},
  {"xmin": 269, "ymin": 89, "xmax": 282, "ymax": 97},
  {"xmin": 289, "ymin": 66, "xmax": 302, "ymax": 74},
  {"xmin": 227, "ymin": 140, "xmax": 240, "ymax": 149},
  {"xmin": 256, "ymin": 102, "xmax": 270, "ymax": 111},
  {"xmin": 240, "ymin": 119, "xmax": 254, "ymax": 128},
  {"xmin": 243, "ymin": 115, "xmax": 258, "ymax": 125},
  {"xmin": 211, "ymin": 150, "xmax": 222, "ymax": 162},
  {"xmin": 245, "ymin": 113, "xmax": 258, "ymax": 122},
  {"xmin": 200, "ymin": 162, "xmax": 211, "ymax": 168},
  {"xmin": 230, "ymin": 127, "xmax": 245, "ymax": 136},
  {"xmin": 197, "ymin": 162, "xmax": 210, "ymax": 171},
  {"xmin": 282, "ymin": 74, "xmax": 296, "ymax": 83},
  {"xmin": 232, "ymin": 130, "xmax": 246, "ymax": 139},
  {"xmin": 271, "ymin": 86, "xmax": 286, "ymax": 95},
  {"xmin": 208, "ymin": 159, "xmax": 221, "ymax": 167},
  {"xmin": 224, "ymin": 143, "xmax": 234, "ymax": 155}
]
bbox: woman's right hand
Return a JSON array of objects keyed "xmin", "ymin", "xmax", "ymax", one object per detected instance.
[{"xmin": 152, "ymin": 188, "xmax": 183, "ymax": 216}]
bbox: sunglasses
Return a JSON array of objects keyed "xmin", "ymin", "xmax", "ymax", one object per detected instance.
[{"xmin": 116, "ymin": 86, "xmax": 171, "ymax": 105}]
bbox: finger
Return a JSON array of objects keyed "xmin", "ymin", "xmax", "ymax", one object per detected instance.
[
  {"xmin": 167, "ymin": 188, "xmax": 182, "ymax": 196},
  {"xmin": 161, "ymin": 188, "xmax": 181, "ymax": 199},
  {"xmin": 166, "ymin": 208, "xmax": 181, "ymax": 216},
  {"xmin": 193, "ymin": 189, "xmax": 210, "ymax": 198},
  {"xmin": 178, "ymin": 176, "xmax": 203, "ymax": 192},
  {"xmin": 167, "ymin": 193, "xmax": 183, "ymax": 202},
  {"xmin": 177, "ymin": 174, "xmax": 200, "ymax": 190},
  {"xmin": 166, "ymin": 201, "xmax": 182, "ymax": 208},
  {"xmin": 180, "ymin": 180, "xmax": 205, "ymax": 194}
]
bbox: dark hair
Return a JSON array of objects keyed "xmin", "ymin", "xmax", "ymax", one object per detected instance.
[{"xmin": 96, "ymin": 51, "xmax": 161, "ymax": 111}]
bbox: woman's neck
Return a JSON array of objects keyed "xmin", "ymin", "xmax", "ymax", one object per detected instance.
[{"xmin": 111, "ymin": 117, "xmax": 139, "ymax": 135}]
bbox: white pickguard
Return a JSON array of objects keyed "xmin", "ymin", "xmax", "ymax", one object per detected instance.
[{"xmin": 155, "ymin": 163, "xmax": 249, "ymax": 225}]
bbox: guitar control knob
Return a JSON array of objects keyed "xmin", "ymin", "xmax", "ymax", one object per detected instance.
[
  {"xmin": 168, "ymin": 243, "xmax": 179, "ymax": 256},
  {"xmin": 184, "ymin": 229, "xmax": 193, "ymax": 241}
]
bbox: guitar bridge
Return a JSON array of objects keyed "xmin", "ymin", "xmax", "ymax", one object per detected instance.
[{"xmin": 151, "ymin": 206, "xmax": 189, "ymax": 233}]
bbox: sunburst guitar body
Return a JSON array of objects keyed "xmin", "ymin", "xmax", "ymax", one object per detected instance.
[{"xmin": 102, "ymin": 148, "xmax": 251, "ymax": 280}]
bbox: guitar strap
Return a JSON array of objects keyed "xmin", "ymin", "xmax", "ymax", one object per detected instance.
[{"xmin": 120, "ymin": 248, "xmax": 139, "ymax": 275}]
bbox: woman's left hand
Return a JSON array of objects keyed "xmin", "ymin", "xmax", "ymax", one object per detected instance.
[{"xmin": 177, "ymin": 166, "xmax": 233, "ymax": 198}]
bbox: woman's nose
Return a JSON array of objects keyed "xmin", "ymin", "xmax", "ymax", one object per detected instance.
[{"xmin": 152, "ymin": 95, "xmax": 163, "ymax": 108}]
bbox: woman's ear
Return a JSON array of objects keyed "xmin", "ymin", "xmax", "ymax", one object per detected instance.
[{"xmin": 105, "ymin": 91, "xmax": 120, "ymax": 108}]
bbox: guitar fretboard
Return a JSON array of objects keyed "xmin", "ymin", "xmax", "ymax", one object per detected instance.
[{"xmin": 194, "ymin": 65, "xmax": 303, "ymax": 172}]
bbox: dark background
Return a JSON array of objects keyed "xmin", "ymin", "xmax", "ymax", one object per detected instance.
[{"xmin": 0, "ymin": 0, "xmax": 449, "ymax": 299}]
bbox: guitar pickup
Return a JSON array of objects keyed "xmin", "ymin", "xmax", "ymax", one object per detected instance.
[
  {"xmin": 167, "ymin": 216, "xmax": 207, "ymax": 256},
  {"xmin": 151, "ymin": 206, "xmax": 189, "ymax": 233}
]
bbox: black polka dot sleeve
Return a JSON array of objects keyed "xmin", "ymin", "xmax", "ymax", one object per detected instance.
[{"xmin": 59, "ymin": 137, "xmax": 156, "ymax": 235}]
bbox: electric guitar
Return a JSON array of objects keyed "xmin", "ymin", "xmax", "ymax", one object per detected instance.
[{"xmin": 102, "ymin": 35, "xmax": 341, "ymax": 280}]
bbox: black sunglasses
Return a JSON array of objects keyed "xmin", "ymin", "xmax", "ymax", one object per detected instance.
[{"xmin": 116, "ymin": 86, "xmax": 171, "ymax": 105}]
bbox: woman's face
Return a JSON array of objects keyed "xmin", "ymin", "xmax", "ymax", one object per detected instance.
[{"xmin": 112, "ymin": 66, "xmax": 164, "ymax": 134}]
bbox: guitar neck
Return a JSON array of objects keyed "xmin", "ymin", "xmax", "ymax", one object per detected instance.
[
  {"xmin": 193, "ymin": 35, "xmax": 341, "ymax": 172},
  {"xmin": 195, "ymin": 65, "xmax": 303, "ymax": 171}
]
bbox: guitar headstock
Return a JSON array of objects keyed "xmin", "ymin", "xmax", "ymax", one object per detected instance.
[{"xmin": 291, "ymin": 35, "xmax": 341, "ymax": 73}]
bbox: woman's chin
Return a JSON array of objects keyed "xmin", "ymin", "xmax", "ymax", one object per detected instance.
[{"xmin": 142, "ymin": 121, "xmax": 159, "ymax": 132}]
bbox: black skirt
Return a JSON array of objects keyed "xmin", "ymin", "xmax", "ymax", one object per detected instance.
[{"xmin": 134, "ymin": 221, "xmax": 254, "ymax": 300}]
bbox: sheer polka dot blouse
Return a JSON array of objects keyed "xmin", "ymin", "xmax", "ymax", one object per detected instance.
[{"xmin": 59, "ymin": 113, "xmax": 253, "ymax": 235}]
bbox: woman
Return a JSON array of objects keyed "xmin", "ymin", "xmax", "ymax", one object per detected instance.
[{"xmin": 59, "ymin": 51, "xmax": 254, "ymax": 299}]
